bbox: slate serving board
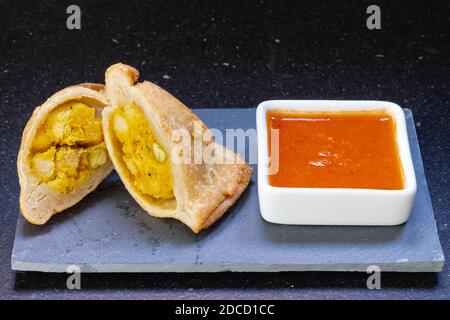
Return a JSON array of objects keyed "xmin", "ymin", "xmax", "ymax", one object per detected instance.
[{"xmin": 11, "ymin": 108, "xmax": 444, "ymax": 273}]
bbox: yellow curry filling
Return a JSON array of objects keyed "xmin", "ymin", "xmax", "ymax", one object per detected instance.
[
  {"xmin": 30, "ymin": 102, "xmax": 108, "ymax": 193},
  {"xmin": 112, "ymin": 103, "xmax": 174, "ymax": 200}
]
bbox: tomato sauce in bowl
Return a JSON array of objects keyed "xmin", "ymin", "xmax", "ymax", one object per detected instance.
[{"xmin": 267, "ymin": 110, "xmax": 404, "ymax": 190}]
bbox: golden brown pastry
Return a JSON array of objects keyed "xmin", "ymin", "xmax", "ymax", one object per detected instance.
[
  {"xmin": 103, "ymin": 63, "xmax": 253, "ymax": 233},
  {"xmin": 18, "ymin": 83, "xmax": 113, "ymax": 224}
]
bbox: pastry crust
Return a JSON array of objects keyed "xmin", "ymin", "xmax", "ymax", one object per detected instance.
[
  {"xmin": 18, "ymin": 83, "xmax": 114, "ymax": 225},
  {"xmin": 104, "ymin": 63, "xmax": 253, "ymax": 233}
]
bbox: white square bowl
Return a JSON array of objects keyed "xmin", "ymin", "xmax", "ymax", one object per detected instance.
[{"xmin": 256, "ymin": 100, "xmax": 417, "ymax": 226}]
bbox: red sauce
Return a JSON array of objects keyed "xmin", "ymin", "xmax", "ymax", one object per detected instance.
[{"xmin": 267, "ymin": 110, "xmax": 404, "ymax": 190}]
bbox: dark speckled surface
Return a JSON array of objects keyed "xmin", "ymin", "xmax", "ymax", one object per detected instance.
[{"xmin": 0, "ymin": 0, "xmax": 449, "ymax": 299}]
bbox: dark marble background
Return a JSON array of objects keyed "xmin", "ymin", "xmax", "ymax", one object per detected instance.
[{"xmin": 0, "ymin": 0, "xmax": 448, "ymax": 299}]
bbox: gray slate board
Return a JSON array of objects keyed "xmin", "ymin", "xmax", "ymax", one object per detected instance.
[{"xmin": 11, "ymin": 108, "xmax": 444, "ymax": 273}]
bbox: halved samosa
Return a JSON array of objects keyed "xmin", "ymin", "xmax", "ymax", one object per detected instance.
[
  {"xmin": 18, "ymin": 83, "xmax": 114, "ymax": 224},
  {"xmin": 103, "ymin": 63, "xmax": 252, "ymax": 233}
]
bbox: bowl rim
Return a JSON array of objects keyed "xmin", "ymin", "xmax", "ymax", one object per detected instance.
[{"xmin": 256, "ymin": 99, "xmax": 417, "ymax": 195}]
